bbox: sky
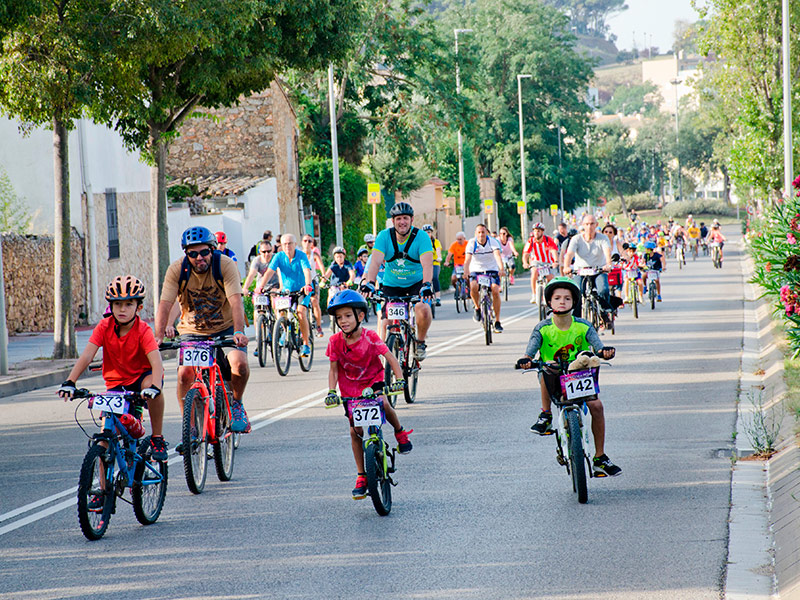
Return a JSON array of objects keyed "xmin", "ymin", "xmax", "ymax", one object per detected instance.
[{"xmin": 607, "ymin": 0, "xmax": 701, "ymax": 53}]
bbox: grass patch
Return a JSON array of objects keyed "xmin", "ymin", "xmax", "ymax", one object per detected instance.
[{"xmin": 785, "ymin": 354, "xmax": 800, "ymax": 421}]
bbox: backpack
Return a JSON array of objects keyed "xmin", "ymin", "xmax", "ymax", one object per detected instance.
[
  {"xmin": 177, "ymin": 250, "xmax": 226, "ymax": 295},
  {"xmin": 385, "ymin": 227, "xmax": 421, "ymax": 264}
]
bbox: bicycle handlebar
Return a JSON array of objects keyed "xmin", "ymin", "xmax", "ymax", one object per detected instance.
[{"xmin": 159, "ymin": 336, "xmax": 239, "ymax": 351}]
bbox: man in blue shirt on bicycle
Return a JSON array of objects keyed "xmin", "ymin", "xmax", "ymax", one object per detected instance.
[
  {"xmin": 254, "ymin": 233, "xmax": 314, "ymax": 357},
  {"xmin": 360, "ymin": 202, "xmax": 435, "ymax": 360}
]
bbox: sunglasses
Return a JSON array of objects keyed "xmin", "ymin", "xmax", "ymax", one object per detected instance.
[
  {"xmin": 186, "ymin": 248, "xmax": 212, "ymax": 259},
  {"xmin": 260, "ymin": 249, "xmax": 272, "ymax": 254}
]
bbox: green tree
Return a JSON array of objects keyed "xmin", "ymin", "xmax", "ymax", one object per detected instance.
[
  {"xmin": 589, "ymin": 121, "xmax": 646, "ymax": 216},
  {"xmin": 0, "ymin": 166, "xmax": 32, "ymax": 233},
  {"xmin": 0, "ymin": 0, "xmax": 127, "ymax": 357},
  {"xmin": 602, "ymin": 81, "xmax": 660, "ymax": 116}
]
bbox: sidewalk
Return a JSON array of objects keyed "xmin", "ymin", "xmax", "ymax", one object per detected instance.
[{"xmin": 0, "ymin": 323, "xmax": 258, "ymax": 398}]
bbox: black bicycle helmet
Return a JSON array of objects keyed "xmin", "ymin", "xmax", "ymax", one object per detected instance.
[
  {"xmin": 389, "ymin": 202, "xmax": 414, "ymax": 218},
  {"xmin": 327, "ymin": 289, "xmax": 369, "ymax": 316},
  {"xmin": 181, "ymin": 226, "xmax": 217, "ymax": 249},
  {"xmin": 544, "ymin": 277, "xmax": 580, "ymax": 307}
]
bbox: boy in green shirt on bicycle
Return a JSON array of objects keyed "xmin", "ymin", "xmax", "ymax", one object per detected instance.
[
  {"xmin": 324, "ymin": 290, "xmax": 413, "ymax": 499},
  {"xmin": 516, "ymin": 277, "xmax": 621, "ymax": 477}
]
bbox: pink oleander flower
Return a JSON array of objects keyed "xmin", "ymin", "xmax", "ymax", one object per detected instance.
[
  {"xmin": 789, "ymin": 233, "xmax": 797, "ymax": 245},
  {"xmin": 766, "ymin": 262, "xmax": 772, "ymax": 272}
]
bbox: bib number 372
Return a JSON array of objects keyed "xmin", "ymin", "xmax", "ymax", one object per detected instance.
[
  {"xmin": 561, "ymin": 370, "xmax": 598, "ymax": 400},
  {"xmin": 350, "ymin": 399, "xmax": 384, "ymax": 428}
]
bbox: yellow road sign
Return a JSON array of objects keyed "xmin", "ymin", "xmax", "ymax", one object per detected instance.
[
  {"xmin": 368, "ymin": 183, "xmax": 381, "ymax": 205},
  {"xmin": 550, "ymin": 204, "xmax": 558, "ymax": 216},
  {"xmin": 517, "ymin": 201, "xmax": 526, "ymax": 215},
  {"xmin": 484, "ymin": 198, "xmax": 494, "ymax": 214}
]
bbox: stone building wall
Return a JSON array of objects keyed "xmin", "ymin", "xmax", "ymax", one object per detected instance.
[
  {"xmin": 90, "ymin": 190, "xmax": 154, "ymax": 319},
  {"xmin": 2, "ymin": 230, "xmax": 86, "ymax": 332}
]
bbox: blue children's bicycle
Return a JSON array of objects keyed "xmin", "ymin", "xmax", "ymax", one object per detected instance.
[{"xmin": 73, "ymin": 389, "xmax": 168, "ymax": 540}]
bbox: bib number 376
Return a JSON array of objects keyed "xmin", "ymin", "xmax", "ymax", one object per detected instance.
[
  {"xmin": 180, "ymin": 343, "xmax": 213, "ymax": 367},
  {"xmin": 561, "ymin": 370, "xmax": 597, "ymax": 400}
]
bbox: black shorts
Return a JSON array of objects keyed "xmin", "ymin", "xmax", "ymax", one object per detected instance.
[
  {"xmin": 107, "ymin": 371, "xmax": 153, "ymax": 393},
  {"xmin": 380, "ymin": 281, "xmax": 423, "ymax": 298}
]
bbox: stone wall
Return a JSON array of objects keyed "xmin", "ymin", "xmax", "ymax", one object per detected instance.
[{"xmin": 2, "ymin": 230, "xmax": 86, "ymax": 332}]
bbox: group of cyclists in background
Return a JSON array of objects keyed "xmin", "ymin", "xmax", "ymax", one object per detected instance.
[{"xmin": 56, "ymin": 202, "xmax": 730, "ymax": 519}]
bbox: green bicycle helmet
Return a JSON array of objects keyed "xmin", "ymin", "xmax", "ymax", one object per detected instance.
[{"xmin": 544, "ymin": 277, "xmax": 580, "ymax": 307}]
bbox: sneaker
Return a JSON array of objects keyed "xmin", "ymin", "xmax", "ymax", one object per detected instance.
[
  {"xmin": 395, "ymin": 428, "xmax": 413, "ymax": 454},
  {"xmin": 352, "ymin": 474, "xmax": 368, "ymax": 500},
  {"xmin": 87, "ymin": 495, "xmax": 104, "ymax": 511},
  {"xmin": 149, "ymin": 436, "xmax": 169, "ymax": 461},
  {"xmin": 657, "ymin": 294, "xmax": 662, "ymax": 302},
  {"xmin": 493, "ymin": 321, "xmax": 503, "ymax": 333},
  {"xmin": 415, "ymin": 341, "xmax": 427, "ymax": 361},
  {"xmin": 435, "ymin": 299, "xmax": 441, "ymax": 306},
  {"xmin": 316, "ymin": 326, "xmax": 324, "ymax": 338},
  {"xmin": 510, "ymin": 275, "xmax": 515, "ymax": 285},
  {"xmin": 530, "ymin": 411, "xmax": 554, "ymax": 435},
  {"xmin": 593, "ymin": 454, "xmax": 622, "ymax": 477},
  {"xmin": 300, "ymin": 344, "xmax": 311, "ymax": 357},
  {"xmin": 231, "ymin": 400, "xmax": 251, "ymax": 433},
  {"xmin": 473, "ymin": 308, "xmax": 481, "ymax": 323},
  {"xmin": 530, "ymin": 295, "xmax": 537, "ymax": 304},
  {"xmin": 253, "ymin": 348, "xmax": 259, "ymax": 357}
]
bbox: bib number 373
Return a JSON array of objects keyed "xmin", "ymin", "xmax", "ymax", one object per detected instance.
[{"xmin": 560, "ymin": 370, "xmax": 598, "ymax": 400}]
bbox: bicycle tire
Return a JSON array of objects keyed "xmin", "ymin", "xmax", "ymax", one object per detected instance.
[
  {"xmin": 273, "ymin": 316, "xmax": 292, "ymax": 376},
  {"xmin": 678, "ymin": 249, "xmax": 683, "ymax": 269},
  {"xmin": 384, "ymin": 333, "xmax": 399, "ymax": 408},
  {"xmin": 298, "ymin": 325, "xmax": 314, "ymax": 372},
  {"xmin": 256, "ymin": 315, "xmax": 267, "ymax": 368},
  {"xmin": 213, "ymin": 383, "xmax": 235, "ymax": 481},
  {"xmin": 454, "ymin": 285, "xmax": 461, "ymax": 313},
  {"xmin": 132, "ymin": 437, "xmax": 168, "ymax": 525},
  {"xmin": 364, "ymin": 440, "xmax": 392, "ymax": 516},
  {"xmin": 502, "ymin": 275, "xmax": 508, "ymax": 302},
  {"xmin": 429, "ymin": 298, "xmax": 436, "ymax": 320},
  {"xmin": 538, "ymin": 283, "xmax": 546, "ymax": 321},
  {"xmin": 632, "ymin": 285, "xmax": 639, "ymax": 319},
  {"xmin": 404, "ymin": 334, "xmax": 419, "ymax": 404},
  {"xmin": 482, "ymin": 292, "xmax": 492, "ymax": 345},
  {"xmin": 650, "ymin": 283, "xmax": 656, "ymax": 310},
  {"xmin": 182, "ymin": 388, "xmax": 208, "ymax": 494},
  {"xmin": 567, "ymin": 410, "xmax": 588, "ymax": 504},
  {"xmin": 77, "ymin": 443, "xmax": 113, "ymax": 540}
]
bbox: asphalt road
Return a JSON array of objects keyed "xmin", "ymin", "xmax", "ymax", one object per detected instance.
[{"xmin": 0, "ymin": 232, "xmax": 742, "ymax": 600}]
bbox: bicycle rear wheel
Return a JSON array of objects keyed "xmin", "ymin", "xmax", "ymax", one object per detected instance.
[
  {"xmin": 298, "ymin": 324, "xmax": 314, "ymax": 372},
  {"xmin": 273, "ymin": 316, "xmax": 292, "ymax": 376},
  {"xmin": 77, "ymin": 444, "xmax": 113, "ymax": 540},
  {"xmin": 132, "ymin": 437, "xmax": 168, "ymax": 525},
  {"xmin": 364, "ymin": 440, "xmax": 392, "ymax": 516},
  {"xmin": 213, "ymin": 383, "xmax": 235, "ymax": 481},
  {"xmin": 567, "ymin": 410, "xmax": 588, "ymax": 504},
  {"xmin": 404, "ymin": 334, "xmax": 419, "ymax": 404},
  {"xmin": 384, "ymin": 333, "xmax": 399, "ymax": 408},
  {"xmin": 537, "ymin": 282, "xmax": 546, "ymax": 321},
  {"xmin": 182, "ymin": 388, "xmax": 208, "ymax": 494},
  {"xmin": 256, "ymin": 315, "xmax": 268, "ymax": 368}
]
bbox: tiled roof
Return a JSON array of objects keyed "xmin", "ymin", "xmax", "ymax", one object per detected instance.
[{"xmin": 168, "ymin": 175, "xmax": 270, "ymax": 198}]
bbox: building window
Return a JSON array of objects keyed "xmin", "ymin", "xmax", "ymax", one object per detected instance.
[{"xmin": 105, "ymin": 188, "xmax": 120, "ymax": 260}]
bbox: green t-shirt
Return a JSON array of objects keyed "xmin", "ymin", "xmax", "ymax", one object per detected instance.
[{"xmin": 524, "ymin": 316, "xmax": 603, "ymax": 363}]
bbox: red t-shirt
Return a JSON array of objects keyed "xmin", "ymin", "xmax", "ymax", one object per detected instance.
[
  {"xmin": 524, "ymin": 235, "xmax": 558, "ymax": 263},
  {"xmin": 88, "ymin": 316, "xmax": 158, "ymax": 388},
  {"xmin": 325, "ymin": 329, "xmax": 389, "ymax": 398}
]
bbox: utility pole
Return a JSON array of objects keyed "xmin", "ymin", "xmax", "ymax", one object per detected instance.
[
  {"xmin": 517, "ymin": 74, "xmax": 532, "ymax": 237},
  {"xmin": 782, "ymin": 0, "xmax": 794, "ymax": 199},
  {"xmin": 455, "ymin": 28, "xmax": 473, "ymax": 231},
  {"xmin": 671, "ymin": 78, "xmax": 683, "ymax": 202}
]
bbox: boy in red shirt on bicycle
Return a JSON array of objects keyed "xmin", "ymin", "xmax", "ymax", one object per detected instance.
[
  {"xmin": 324, "ymin": 290, "xmax": 413, "ymax": 499},
  {"xmin": 58, "ymin": 276, "xmax": 168, "ymax": 461}
]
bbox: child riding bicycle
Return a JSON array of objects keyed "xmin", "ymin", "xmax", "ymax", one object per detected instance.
[
  {"xmin": 516, "ymin": 277, "xmax": 621, "ymax": 477},
  {"xmin": 58, "ymin": 276, "xmax": 168, "ymax": 462},
  {"xmin": 325, "ymin": 290, "xmax": 413, "ymax": 499}
]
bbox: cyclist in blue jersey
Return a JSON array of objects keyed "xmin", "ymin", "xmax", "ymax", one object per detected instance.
[
  {"xmin": 360, "ymin": 202, "xmax": 434, "ymax": 360},
  {"xmin": 254, "ymin": 233, "xmax": 314, "ymax": 357}
]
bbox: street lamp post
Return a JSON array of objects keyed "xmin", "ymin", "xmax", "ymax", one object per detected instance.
[
  {"xmin": 328, "ymin": 63, "xmax": 343, "ymax": 246},
  {"xmin": 517, "ymin": 74, "xmax": 531, "ymax": 237},
  {"xmin": 782, "ymin": 0, "xmax": 793, "ymax": 198},
  {"xmin": 557, "ymin": 119, "xmax": 564, "ymax": 216},
  {"xmin": 670, "ymin": 78, "xmax": 683, "ymax": 202},
  {"xmin": 455, "ymin": 28, "xmax": 473, "ymax": 231}
]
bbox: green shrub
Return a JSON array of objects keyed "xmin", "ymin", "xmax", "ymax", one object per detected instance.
[
  {"xmin": 605, "ymin": 192, "xmax": 658, "ymax": 215},
  {"xmin": 662, "ymin": 199, "xmax": 736, "ymax": 218}
]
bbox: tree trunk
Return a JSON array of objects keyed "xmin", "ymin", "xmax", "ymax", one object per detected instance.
[
  {"xmin": 722, "ymin": 167, "xmax": 731, "ymax": 204},
  {"xmin": 150, "ymin": 134, "xmax": 170, "ymax": 316},
  {"xmin": 609, "ymin": 172, "xmax": 629, "ymax": 218},
  {"xmin": 52, "ymin": 118, "xmax": 77, "ymax": 359}
]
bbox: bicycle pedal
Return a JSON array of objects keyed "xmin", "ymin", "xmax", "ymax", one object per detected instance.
[{"xmin": 388, "ymin": 476, "xmax": 398, "ymax": 487}]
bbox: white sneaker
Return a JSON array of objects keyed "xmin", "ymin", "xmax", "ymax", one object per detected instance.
[{"xmin": 530, "ymin": 296, "xmax": 537, "ymax": 304}]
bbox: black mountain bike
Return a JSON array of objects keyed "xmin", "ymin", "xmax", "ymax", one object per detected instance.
[{"xmin": 378, "ymin": 291, "xmax": 421, "ymax": 406}]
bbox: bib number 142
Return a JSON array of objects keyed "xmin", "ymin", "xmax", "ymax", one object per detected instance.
[{"xmin": 561, "ymin": 370, "xmax": 597, "ymax": 400}]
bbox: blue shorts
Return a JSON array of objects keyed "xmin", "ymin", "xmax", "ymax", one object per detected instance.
[{"xmin": 469, "ymin": 271, "xmax": 500, "ymax": 286}]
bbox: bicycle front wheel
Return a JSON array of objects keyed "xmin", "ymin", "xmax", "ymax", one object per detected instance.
[
  {"xmin": 273, "ymin": 316, "xmax": 292, "ymax": 376},
  {"xmin": 256, "ymin": 315, "xmax": 268, "ymax": 368},
  {"xmin": 404, "ymin": 334, "xmax": 419, "ymax": 404},
  {"xmin": 77, "ymin": 444, "xmax": 113, "ymax": 540},
  {"xmin": 483, "ymin": 293, "xmax": 492, "ymax": 346},
  {"xmin": 454, "ymin": 284, "xmax": 461, "ymax": 313},
  {"xmin": 537, "ymin": 282, "xmax": 546, "ymax": 321},
  {"xmin": 632, "ymin": 286, "xmax": 639, "ymax": 319},
  {"xmin": 567, "ymin": 411, "xmax": 588, "ymax": 504},
  {"xmin": 384, "ymin": 333, "xmax": 399, "ymax": 408},
  {"xmin": 502, "ymin": 275, "xmax": 508, "ymax": 301},
  {"xmin": 213, "ymin": 383, "xmax": 235, "ymax": 481},
  {"xmin": 364, "ymin": 440, "xmax": 392, "ymax": 516},
  {"xmin": 132, "ymin": 437, "xmax": 168, "ymax": 525},
  {"xmin": 298, "ymin": 326, "xmax": 314, "ymax": 372},
  {"xmin": 182, "ymin": 388, "xmax": 208, "ymax": 494},
  {"xmin": 650, "ymin": 283, "xmax": 656, "ymax": 310}
]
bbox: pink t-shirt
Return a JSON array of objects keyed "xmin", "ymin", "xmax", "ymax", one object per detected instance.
[{"xmin": 325, "ymin": 329, "xmax": 389, "ymax": 397}]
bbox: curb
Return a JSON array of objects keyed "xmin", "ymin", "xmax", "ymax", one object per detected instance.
[{"xmin": 0, "ymin": 366, "xmax": 75, "ymax": 399}]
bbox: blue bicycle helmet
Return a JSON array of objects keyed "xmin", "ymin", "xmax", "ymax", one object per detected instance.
[
  {"xmin": 644, "ymin": 241, "xmax": 657, "ymax": 250},
  {"xmin": 327, "ymin": 290, "xmax": 369, "ymax": 315},
  {"xmin": 181, "ymin": 226, "xmax": 217, "ymax": 249}
]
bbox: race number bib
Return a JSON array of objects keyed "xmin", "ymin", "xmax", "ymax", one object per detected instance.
[
  {"xmin": 647, "ymin": 271, "xmax": 660, "ymax": 281},
  {"xmin": 386, "ymin": 302, "xmax": 407, "ymax": 320},
  {"xmin": 477, "ymin": 274, "xmax": 491, "ymax": 287},
  {"xmin": 179, "ymin": 342, "xmax": 214, "ymax": 367},
  {"xmin": 253, "ymin": 294, "xmax": 269, "ymax": 307},
  {"xmin": 625, "ymin": 269, "xmax": 638, "ymax": 278},
  {"xmin": 89, "ymin": 393, "xmax": 129, "ymax": 415},
  {"xmin": 579, "ymin": 267, "xmax": 596, "ymax": 276},
  {"xmin": 273, "ymin": 295, "xmax": 292, "ymax": 311},
  {"xmin": 709, "ymin": 242, "xmax": 720, "ymax": 248},
  {"xmin": 349, "ymin": 398, "xmax": 384, "ymax": 428},
  {"xmin": 536, "ymin": 266, "xmax": 551, "ymax": 276},
  {"xmin": 454, "ymin": 266, "xmax": 465, "ymax": 276},
  {"xmin": 560, "ymin": 370, "xmax": 598, "ymax": 400}
]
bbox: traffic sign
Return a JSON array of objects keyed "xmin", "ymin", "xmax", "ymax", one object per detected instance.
[
  {"xmin": 517, "ymin": 201, "xmax": 526, "ymax": 215},
  {"xmin": 367, "ymin": 183, "xmax": 381, "ymax": 205},
  {"xmin": 484, "ymin": 198, "xmax": 494, "ymax": 214},
  {"xmin": 550, "ymin": 204, "xmax": 558, "ymax": 216}
]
